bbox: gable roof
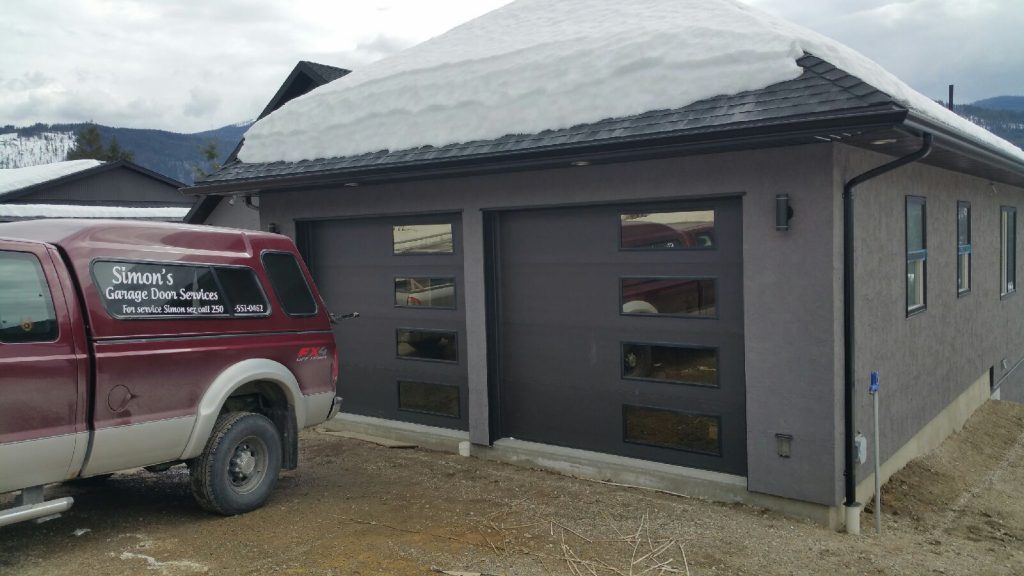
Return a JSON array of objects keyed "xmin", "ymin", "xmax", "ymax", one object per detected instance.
[
  {"xmin": 1, "ymin": 159, "xmax": 186, "ymax": 202},
  {"xmin": 256, "ymin": 60, "xmax": 352, "ymax": 122},
  {"xmin": 187, "ymin": 60, "xmax": 351, "ymax": 224}
]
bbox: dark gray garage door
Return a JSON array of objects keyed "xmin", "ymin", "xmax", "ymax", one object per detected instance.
[
  {"xmin": 496, "ymin": 199, "xmax": 745, "ymax": 474},
  {"xmin": 305, "ymin": 214, "xmax": 467, "ymax": 430}
]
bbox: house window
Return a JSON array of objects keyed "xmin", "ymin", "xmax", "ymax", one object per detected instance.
[
  {"xmin": 906, "ymin": 196, "xmax": 927, "ymax": 314},
  {"xmin": 957, "ymin": 201, "xmax": 971, "ymax": 295},
  {"xmin": 1002, "ymin": 206, "xmax": 1017, "ymax": 296}
]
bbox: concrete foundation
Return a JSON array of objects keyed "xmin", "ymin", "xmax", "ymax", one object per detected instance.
[
  {"xmin": 853, "ymin": 371, "xmax": 991, "ymax": 509},
  {"xmin": 322, "ymin": 412, "xmax": 841, "ymax": 529}
]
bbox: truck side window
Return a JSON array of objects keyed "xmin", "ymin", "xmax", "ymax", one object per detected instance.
[
  {"xmin": 0, "ymin": 251, "xmax": 58, "ymax": 343},
  {"xmin": 261, "ymin": 252, "xmax": 317, "ymax": 316}
]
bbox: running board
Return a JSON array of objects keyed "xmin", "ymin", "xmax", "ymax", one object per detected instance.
[{"xmin": 0, "ymin": 486, "xmax": 74, "ymax": 527}]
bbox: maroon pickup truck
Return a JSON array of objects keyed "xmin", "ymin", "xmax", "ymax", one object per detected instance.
[{"xmin": 0, "ymin": 220, "xmax": 341, "ymax": 526}]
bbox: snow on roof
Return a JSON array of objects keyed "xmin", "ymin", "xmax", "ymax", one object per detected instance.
[
  {"xmin": 0, "ymin": 160, "xmax": 104, "ymax": 196},
  {"xmin": 239, "ymin": 0, "xmax": 1024, "ymax": 166},
  {"xmin": 0, "ymin": 204, "xmax": 189, "ymax": 220}
]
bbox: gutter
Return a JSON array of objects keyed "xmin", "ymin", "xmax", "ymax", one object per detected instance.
[{"xmin": 842, "ymin": 132, "xmax": 932, "ymax": 533}]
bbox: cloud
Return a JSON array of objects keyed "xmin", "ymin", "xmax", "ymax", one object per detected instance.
[{"xmin": 183, "ymin": 87, "xmax": 222, "ymax": 119}]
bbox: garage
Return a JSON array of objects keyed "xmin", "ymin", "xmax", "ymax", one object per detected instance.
[
  {"xmin": 304, "ymin": 214, "xmax": 468, "ymax": 430},
  {"xmin": 493, "ymin": 198, "xmax": 746, "ymax": 475}
]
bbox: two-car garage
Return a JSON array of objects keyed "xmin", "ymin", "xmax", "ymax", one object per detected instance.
[{"xmin": 304, "ymin": 197, "xmax": 745, "ymax": 476}]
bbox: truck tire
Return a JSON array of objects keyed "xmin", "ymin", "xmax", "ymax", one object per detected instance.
[{"xmin": 189, "ymin": 411, "xmax": 282, "ymax": 516}]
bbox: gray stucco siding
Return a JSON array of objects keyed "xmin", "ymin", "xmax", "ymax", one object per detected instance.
[
  {"xmin": 201, "ymin": 196, "xmax": 261, "ymax": 230},
  {"xmin": 261, "ymin": 143, "xmax": 843, "ymax": 506},
  {"xmin": 836, "ymin": 144, "xmax": 1024, "ymax": 503}
]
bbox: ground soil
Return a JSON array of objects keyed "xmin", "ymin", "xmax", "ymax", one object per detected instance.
[{"xmin": 2, "ymin": 400, "xmax": 1023, "ymax": 576}]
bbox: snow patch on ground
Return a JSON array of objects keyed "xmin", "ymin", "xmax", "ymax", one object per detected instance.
[
  {"xmin": 239, "ymin": 0, "xmax": 1023, "ymax": 166},
  {"xmin": 0, "ymin": 159, "xmax": 103, "ymax": 195}
]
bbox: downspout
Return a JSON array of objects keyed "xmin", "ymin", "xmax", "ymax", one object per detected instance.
[{"xmin": 842, "ymin": 132, "xmax": 932, "ymax": 533}]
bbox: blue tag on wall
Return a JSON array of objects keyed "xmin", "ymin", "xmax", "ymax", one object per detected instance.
[{"xmin": 869, "ymin": 371, "xmax": 879, "ymax": 394}]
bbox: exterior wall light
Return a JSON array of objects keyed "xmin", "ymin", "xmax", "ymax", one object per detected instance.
[
  {"xmin": 775, "ymin": 194, "xmax": 794, "ymax": 231},
  {"xmin": 775, "ymin": 433, "xmax": 793, "ymax": 458}
]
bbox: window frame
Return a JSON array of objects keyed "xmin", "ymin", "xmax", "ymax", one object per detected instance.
[
  {"xmin": 905, "ymin": 195, "xmax": 928, "ymax": 316},
  {"xmin": 391, "ymin": 223, "xmax": 455, "ymax": 256},
  {"xmin": 396, "ymin": 379, "xmax": 461, "ymax": 419},
  {"xmin": 957, "ymin": 201, "xmax": 972, "ymax": 297},
  {"xmin": 619, "ymin": 276, "xmax": 719, "ymax": 319},
  {"xmin": 395, "ymin": 327, "xmax": 460, "ymax": 364},
  {"xmin": 618, "ymin": 209, "xmax": 717, "ymax": 252},
  {"xmin": 620, "ymin": 341, "xmax": 720, "ymax": 388},
  {"xmin": 393, "ymin": 276, "xmax": 458, "ymax": 310},
  {"xmin": 1001, "ymin": 206, "xmax": 1017, "ymax": 298},
  {"xmin": 621, "ymin": 404, "xmax": 723, "ymax": 457}
]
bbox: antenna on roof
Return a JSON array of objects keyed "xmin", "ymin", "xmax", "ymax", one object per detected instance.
[{"xmin": 948, "ymin": 84, "xmax": 954, "ymax": 110}]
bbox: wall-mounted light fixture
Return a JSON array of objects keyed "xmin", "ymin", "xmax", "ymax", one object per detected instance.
[
  {"xmin": 268, "ymin": 222, "xmax": 279, "ymax": 234},
  {"xmin": 776, "ymin": 194, "xmax": 794, "ymax": 231},
  {"xmin": 775, "ymin": 433, "xmax": 793, "ymax": 458}
]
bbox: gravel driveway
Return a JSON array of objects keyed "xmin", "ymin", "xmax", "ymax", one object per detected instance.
[{"xmin": 2, "ymin": 401, "xmax": 1023, "ymax": 575}]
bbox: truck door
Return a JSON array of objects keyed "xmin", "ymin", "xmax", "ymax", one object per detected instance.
[{"xmin": 0, "ymin": 242, "xmax": 86, "ymax": 493}]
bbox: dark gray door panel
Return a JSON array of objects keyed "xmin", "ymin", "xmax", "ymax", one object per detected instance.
[
  {"xmin": 496, "ymin": 199, "xmax": 746, "ymax": 474},
  {"xmin": 308, "ymin": 215, "xmax": 468, "ymax": 430}
]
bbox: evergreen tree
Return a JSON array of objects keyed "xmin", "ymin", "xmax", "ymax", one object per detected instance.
[
  {"xmin": 192, "ymin": 140, "xmax": 221, "ymax": 179},
  {"xmin": 66, "ymin": 124, "xmax": 105, "ymax": 160},
  {"xmin": 65, "ymin": 124, "xmax": 135, "ymax": 162}
]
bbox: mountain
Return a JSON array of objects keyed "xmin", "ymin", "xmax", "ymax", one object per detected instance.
[
  {"xmin": 0, "ymin": 121, "xmax": 251, "ymax": 185},
  {"xmin": 954, "ymin": 104, "xmax": 1024, "ymax": 150},
  {"xmin": 972, "ymin": 96, "xmax": 1024, "ymax": 113}
]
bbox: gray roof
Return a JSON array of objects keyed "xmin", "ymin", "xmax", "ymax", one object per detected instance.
[
  {"xmin": 192, "ymin": 54, "xmax": 1024, "ymax": 191},
  {"xmin": 301, "ymin": 61, "xmax": 350, "ymax": 83}
]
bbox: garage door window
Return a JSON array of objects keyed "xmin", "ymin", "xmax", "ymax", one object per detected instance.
[
  {"xmin": 395, "ymin": 277, "xmax": 456, "ymax": 308},
  {"xmin": 620, "ymin": 210, "xmax": 715, "ymax": 250},
  {"xmin": 398, "ymin": 380, "xmax": 460, "ymax": 418},
  {"xmin": 622, "ymin": 343, "xmax": 718, "ymax": 387},
  {"xmin": 623, "ymin": 405, "xmax": 721, "ymax": 455},
  {"xmin": 393, "ymin": 224, "xmax": 454, "ymax": 254},
  {"xmin": 621, "ymin": 278, "xmax": 716, "ymax": 317},
  {"xmin": 397, "ymin": 328, "xmax": 458, "ymax": 362}
]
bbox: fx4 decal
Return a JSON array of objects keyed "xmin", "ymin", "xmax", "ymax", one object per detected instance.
[{"xmin": 296, "ymin": 346, "xmax": 329, "ymax": 362}]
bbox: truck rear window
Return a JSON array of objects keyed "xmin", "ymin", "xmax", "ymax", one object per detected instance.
[
  {"xmin": 261, "ymin": 252, "xmax": 317, "ymax": 316},
  {"xmin": 92, "ymin": 260, "xmax": 270, "ymax": 319}
]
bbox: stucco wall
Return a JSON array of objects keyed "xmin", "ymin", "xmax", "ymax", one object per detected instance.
[
  {"xmin": 202, "ymin": 197, "xmax": 261, "ymax": 230},
  {"xmin": 836, "ymin": 144, "xmax": 1024, "ymax": 503},
  {"xmin": 260, "ymin": 144, "xmax": 842, "ymax": 505}
]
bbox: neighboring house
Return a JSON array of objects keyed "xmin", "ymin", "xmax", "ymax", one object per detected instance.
[
  {"xmin": 184, "ymin": 61, "xmax": 351, "ymax": 229},
  {"xmin": 0, "ymin": 159, "xmax": 190, "ymax": 222},
  {"xmin": 186, "ymin": 0, "xmax": 1024, "ymax": 530}
]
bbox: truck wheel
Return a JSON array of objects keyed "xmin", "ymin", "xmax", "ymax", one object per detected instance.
[{"xmin": 189, "ymin": 412, "xmax": 282, "ymax": 516}]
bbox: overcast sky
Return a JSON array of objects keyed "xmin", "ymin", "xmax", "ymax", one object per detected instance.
[{"xmin": 2, "ymin": 0, "xmax": 1022, "ymax": 133}]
